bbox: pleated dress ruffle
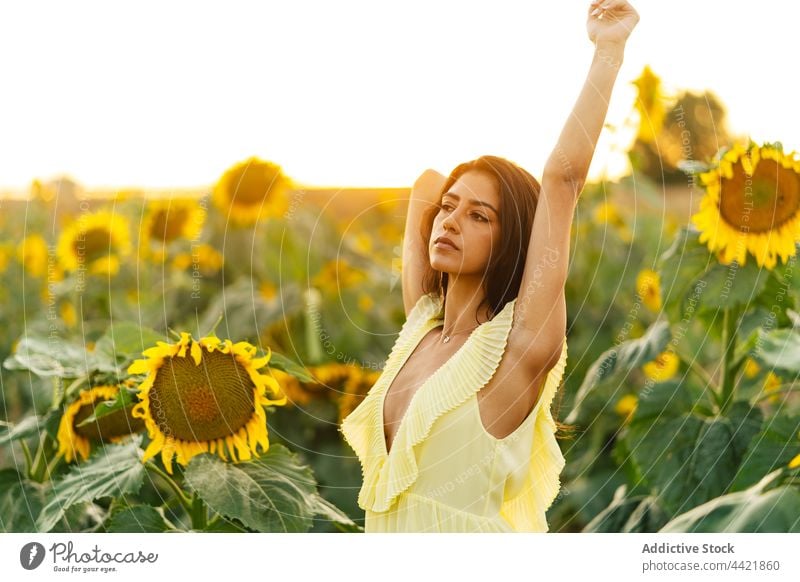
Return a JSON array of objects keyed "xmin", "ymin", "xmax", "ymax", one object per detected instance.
[{"xmin": 339, "ymin": 293, "xmax": 568, "ymax": 532}]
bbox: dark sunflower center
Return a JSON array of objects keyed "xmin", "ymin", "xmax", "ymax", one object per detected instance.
[
  {"xmin": 718, "ymin": 158, "xmax": 800, "ymax": 233},
  {"xmin": 150, "ymin": 207, "xmax": 189, "ymax": 242},
  {"xmin": 148, "ymin": 349, "xmax": 257, "ymax": 441},
  {"xmin": 72, "ymin": 227, "xmax": 112, "ymax": 264},
  {"xmin": 232, "ymin": 167, "xmax": 277, "ymax": 205},
  {"xmin": 73, "ymin": 401, "xmax": 145, "ymax": 441}
]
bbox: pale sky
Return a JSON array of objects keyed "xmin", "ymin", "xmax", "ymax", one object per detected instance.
[{"xmin": 0, "ymin": 0, "xmax": 796, "ymax": 191}]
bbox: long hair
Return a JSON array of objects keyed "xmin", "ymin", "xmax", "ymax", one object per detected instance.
[{"xmin": 417, "ymin": 154, "xmax": 575, "ymax": 439}]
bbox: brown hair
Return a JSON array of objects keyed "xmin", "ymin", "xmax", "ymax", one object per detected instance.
[{"xmin": 417, "ymin": 154, "xmax": 575, "ymax": 438}]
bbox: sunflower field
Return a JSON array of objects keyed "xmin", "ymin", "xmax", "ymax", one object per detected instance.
[{"xmin": 2, "ymin": 67, "xmax": 800, "ymax": 533}]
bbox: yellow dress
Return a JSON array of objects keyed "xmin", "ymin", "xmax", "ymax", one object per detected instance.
[{"xmin": 339, "ymin": 293, "xmax": 569, "ymax": 533}]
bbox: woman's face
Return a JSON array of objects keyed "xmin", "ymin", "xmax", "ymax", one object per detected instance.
[{"xmin": 429, "ymin": 170, "xmax": 502, "ymax": 277}]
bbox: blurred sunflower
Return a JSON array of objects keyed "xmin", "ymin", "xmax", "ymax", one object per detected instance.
[
  {"xmin": 268, "ymin": 362, "xmax": 379, "ymax": 421},
  {"xmin": 57, "ymin": 210, "xmax": 132, "ymax": 276},
  {"xmin": 172, "ymin": 243, "xmax": 224, "ymax": 275},
  {"xmin": 128, "ymin": 332, "xmax": 287, "ymax": 474},
  {"xmin": 691, "ymin": 141, "xmax": 800, "ymax": 269},
  {"xmin": 141, "ymin": 198, "xmax": 205, "ymax": 250},
  {"xmin": 212, "ymin": 157, "xmax": 293, "ymax": 226},
  {"xmin": 761, "ymin": 371, "xmax": 783, "ymax": 404},
  {"xmin": 17, "ymin": 234, "xmax": 49, "ymax": 278},
  {"xmin": 60, "ymin": 301, "xmax": 77, "ymax": 328},
  {"xmin": 743, "ymin": 357, "xmax": 761, "ymax": 379},
  {"xmin": 642, "ymin": 350, "xmax": 680, "ymax": 383},
  {"xmin": 312, "ymin": 258, "xmax": 366, "ymax": 294},
  {"xmin": 358, "ymin": 293, "xmax": 374, "ymax": 312},
  {"xmin": 593, "ymin": 201, "xmax": 632, "ymax": 243},
  {"xmin": 259, "ymin": 280, "xmax": 278, "ymax": 301},
  {"xmin": 57, "ymin": 384, "xmax": 145, "ymax": 463},
  {"xmin": 614, "ymin": 394, "xmax": 638, "ymax": 422},
  {"xmin": 790, "ymin": 453, "xmax": 800, "ymax": 470},
  {"xmin": 635, "ymin": 268, "xmax": 661, "ymax": 312},
  {"xmin": 632, "ymin": 65, "xmax": 668, "ymax": 144},
  {"xmin": 0, "ymin": 242, "xmax": 13, "ymax": 273},
  {"xmin": 337, "ymin": 367, "xmax": 381, "ymax": 424}
]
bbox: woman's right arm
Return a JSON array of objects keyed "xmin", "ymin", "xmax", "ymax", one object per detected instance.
[{"xmin": 401, "ymin": 168, "xmax": 447, "ymax": 316}]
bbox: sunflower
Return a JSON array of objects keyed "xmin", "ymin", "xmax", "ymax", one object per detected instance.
[
  {"xmin": 141, "ymin": 198, "xmax": 205, "ymax": 249},
  {"xmin": 312, "ymin": 258, "xmax": 366, "ymax": 294},
  {"xmin": 212, "ymin": 157, "xmax": 293, "ymax": 226},
  {"xmin": 56, "ymin": 384, "xmax": 145, "ymax": 463},
  {"xmin": 17, "ymin": 234, "xmax": 49, "ymax": 278},
  {"xmin": 614, "ymin": 394, "xmax": 638, "ymax": 421},
  {"xmin": 267, "ymin": 363, "xmax": 380, "ymax": 419},
  {"xmin": 743, "ymin": 357, "xmax": 761, "ymax": 379},
  {"xmin": 127, "ymin": 332, "xmax": 287, "ymax": 474},
  {"xmin": 761, "ymin": 371, "xmax": 783, "ymax": 404},
  {"xmin": 0, "ymin": 243, "xmax": 12, "ymax": 273},
  {"xmin": 337, "ymin": 366, "xmax": 381, "ymax": 424},
  {"xmin": 636, "ymin": 268, "xmax": 662, "ymax": 312},
  {"xmin": 632, "ymin": 65, "xmax": 667, "ymax": 144},
  {"xmin": 57, "ymin": 210, "xmax": 132, "ymax": 276},
  {"xmin": 642, "ymin": 350, "xmax": 680, "ymax": 383},
  {"xmin": 593, "ymin": 201, "xmax": 632, "ymax": 243},
  {"xmin": 790, "ymin": 453, "xmax": 800, "ymax": 470},
  {"xmin": 691, "ymin": 141, "xmax": 800, "ymax": 270},
  {"xmin": 172, "ymin": 244, "xmax": 223, "ymax": 275}
]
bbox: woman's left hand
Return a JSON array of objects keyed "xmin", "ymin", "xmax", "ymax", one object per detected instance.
[{"xmin": 586, "ymin": 0, "xmax": 640, "ymax": 47}]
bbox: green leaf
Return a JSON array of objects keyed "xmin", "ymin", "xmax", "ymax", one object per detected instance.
[
  {"xmin": 626, "ymin": 383, "xmax": 762, "ymax": 517},
  {"xmin": 94, "ymin": 322, "xmax": 165, "ymax": 363},
  {"xmin": 75, "ymin": 387, "xmax": 139, "ymax": 427},
  {"xmin": 754, "ymin": 327, "xmax": 800, "ymax": 374},
  {"xmin": 732, "ymin": 414, "xmax": 800, "ymax": 491},
  {"xmin": 105, "ymin": 505, "xmax": 172, "ymax": 533},
  {"xmin": 0, "ymin": 469, "xmax": 45, "ymax": 532},
  {"xmin": 36, "ymin": 436, "xmax": 146, "ymax": 532},
  {"xmin": 0, "ymin": 415, "xmax": 44, "ymax": 447},
  {"xmin": 696, "ymin": 259, "xmax": 770, "ymax": 311},
  {"xmin": 308, "ymin": 493, "xmax": 363, "ymax": 532},
  {"xmin": 657, "ymin": 226, "xmax": 715, "ymax": 323},
  {"xmin": 660, "ymin": 470, "xmax": 800, "ymax": 532},
  {"xmin": 184, "ymin": 444, "xmax": 320, "ymax": 533},
  {"xmin": 565, "ymin": 320, "xmax": 671, "ymax": 424},
  {"xmin": 583, "ymin": 486, "xmax": 668, "ymax": 533},
  {"xmin": 3, "ymin": 337, "xmax": 89, "ymax": 378},
  {"xmin": 268, "ymin": 351, "xmax": 314, "ymax": 383}
]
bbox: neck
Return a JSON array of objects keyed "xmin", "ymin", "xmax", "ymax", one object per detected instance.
[{"xmin": 438, "ymin": 275, "xmax": 492, "ymax": 341}]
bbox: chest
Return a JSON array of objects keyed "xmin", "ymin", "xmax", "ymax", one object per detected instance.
[{"xmin": 382, "ymin": 324, "xmax": 538, "ymax": 452}]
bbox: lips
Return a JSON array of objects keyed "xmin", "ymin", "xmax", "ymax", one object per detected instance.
[{"xmin": 434, "ymin": 236, "xmax": 459, "ymax": 250}]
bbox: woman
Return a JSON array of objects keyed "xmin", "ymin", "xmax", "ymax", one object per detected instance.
[{"xmin": 340, "ymin": 0, "xmax": 639, "ymax": 532}]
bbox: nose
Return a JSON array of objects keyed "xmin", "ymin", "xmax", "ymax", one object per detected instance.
[{"xmin": 441, "ymin": 209, "xmax": 460, "ymax": 233}]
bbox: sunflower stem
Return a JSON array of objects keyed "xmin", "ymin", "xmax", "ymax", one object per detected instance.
[
  {"xmin": 43, "ymin": 452, "xmax": 63, "ymax": 481},
  {"xmin": 29, "ymin": 433, "xmax": 55, "ymax": 483},
  {"xmin": 190, "ymin": 492, "xmax": 208, "ymax": 530},
  {"xmin": 205, "ymin": 312, "xmax": 225, "ymax": 338},
  {"xmin": 20, "ymin": 439, "xmax": 34, "ymax": 477},
  {"xmin": 719, "ymin": 306, "xmax": 739, "ymax": 414},
  {"xmin": 750, "ymin": 382, "xmax": 800, "ymax": 405},
  {"xmin": 673, "ymin": 346, "xmax": 718, "ymax": 394},
  {"xmin": 145, "ymin": 462, "xmax": 193, "ymax": 512}
]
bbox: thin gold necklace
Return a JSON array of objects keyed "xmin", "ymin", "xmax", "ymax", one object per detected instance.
[{"xmin": 440, "ymin": 322, "xmax": 483, "ymax": 344}]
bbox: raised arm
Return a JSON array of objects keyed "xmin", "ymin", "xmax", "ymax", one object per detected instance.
[
  {"xmin": 402, "ymin": 168, "xmax": 447, "ymax": 316},
  {"xmin": 513, "ymin": 0, "xmax": 640, "ymax": 369}
]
